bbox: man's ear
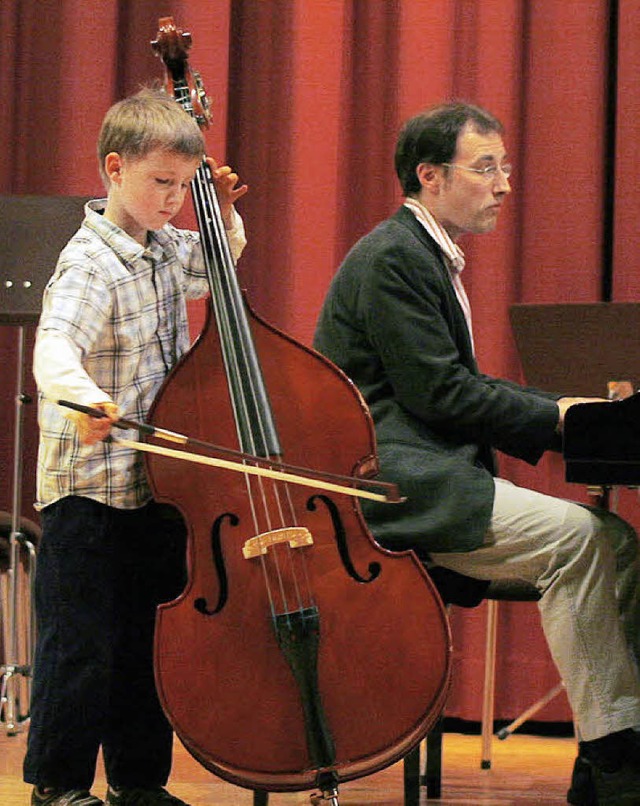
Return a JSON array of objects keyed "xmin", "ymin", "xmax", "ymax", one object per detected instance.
[
  {"xmin": 416, "ymin": 162, "xmax": 441, "ymax": 193},
  {"xmin": 104, "ymin": 152, "xmax": 123, "ymax": 184}
]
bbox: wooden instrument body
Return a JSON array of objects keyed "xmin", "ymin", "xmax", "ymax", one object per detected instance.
[{"xmin": 147, "ymin": 303, "xmax": 452, "ymax": 791}]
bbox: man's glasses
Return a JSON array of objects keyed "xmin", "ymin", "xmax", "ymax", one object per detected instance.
[{"xmin": 441, "ymin": 162, "xmax": 513, "ymax": 180}]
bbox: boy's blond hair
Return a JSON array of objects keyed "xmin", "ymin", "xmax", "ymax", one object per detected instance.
[{"xmin": 97, "ymin": 87, "xmax": 205, "ymax": 185}]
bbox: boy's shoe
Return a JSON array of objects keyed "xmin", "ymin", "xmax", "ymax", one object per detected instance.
[
  {"xmin": 31, "ymin": 788, "xmax": 104, "ymax": 806},
  {"xmin": 105, "ymin": 787, "xmax": 189, "ymax": 806}
]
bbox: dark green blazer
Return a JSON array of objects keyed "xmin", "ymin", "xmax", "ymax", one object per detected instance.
[{"xmin": 314, "ymin": 206, "xmax": 561, "ymax": 554}]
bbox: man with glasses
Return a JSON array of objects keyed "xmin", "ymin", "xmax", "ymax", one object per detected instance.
[{"xmin": 314, "ymin": 101, "xmax": 640, "ymax": 805}]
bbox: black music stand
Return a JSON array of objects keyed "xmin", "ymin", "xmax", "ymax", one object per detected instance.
[
  {"xmin": 0, "ymin": 195, "xmax": 89, "ymax": 734},
  {"xmin": 509, "ymin": 302, "xmax": 640, "ymax": 396}
]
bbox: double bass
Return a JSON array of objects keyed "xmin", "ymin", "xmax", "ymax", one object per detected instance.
[{"xmin": 145, "ymin": 17, "xmax": 451, "ymax": 802}]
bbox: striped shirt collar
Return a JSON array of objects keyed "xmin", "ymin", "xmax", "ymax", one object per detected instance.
[
  {"xmin": 403, "ymin": 196, "xmax": 474, "ymax": 354},
  {"xmin": 403, "ymin": 197, "xmax": 466, "ymax": 274}
]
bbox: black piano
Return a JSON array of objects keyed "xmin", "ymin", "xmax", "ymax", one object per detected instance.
[
  {"xmin": 508, "ymin": 302, "xmax": 640, "ymax": 487},
  {"xmin": 564, "ymin": 393, "xmax": 640, "ymax": 485}
]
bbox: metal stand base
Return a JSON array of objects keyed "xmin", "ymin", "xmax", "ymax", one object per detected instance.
[
  {"xmin": 0, "ymin": 323, "xmax": 38, "ymax": 735},
  {"xmin": 1, "ymin": 528, "xmax": 37, "ymax": 734}
]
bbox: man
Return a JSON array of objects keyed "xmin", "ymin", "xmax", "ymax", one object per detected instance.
[{"xmin": 314, "ymin": 101, "xmax": 640, "ymax": 805}]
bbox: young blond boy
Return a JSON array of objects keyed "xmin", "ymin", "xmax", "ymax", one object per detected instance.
[{"xmin": 25, "ymin": 88, "xmax": 247, "ymax": 806}]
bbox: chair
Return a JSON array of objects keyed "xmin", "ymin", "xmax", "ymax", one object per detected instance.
[{"xmin": 402, "ymin": 575, "xmax": 543, "ymax": 803}]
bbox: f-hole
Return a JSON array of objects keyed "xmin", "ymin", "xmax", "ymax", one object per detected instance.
[
  {"xmin": 193, "ymin": 511, "xmax": 236, "ymax": 615},
  {"xmin": 307, "ymin": 494, "xmax": 381, "ymax": 583}
]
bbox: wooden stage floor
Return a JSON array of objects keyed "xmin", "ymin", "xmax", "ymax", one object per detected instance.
[{"xmin": 0, "ymin": 727, "xmax": 577, "ymax": 805}]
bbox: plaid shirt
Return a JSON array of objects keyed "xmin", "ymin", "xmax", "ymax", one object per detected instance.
[{"xmin": 34, "ymin": 199, "xmax": 246, "ymax": 510}]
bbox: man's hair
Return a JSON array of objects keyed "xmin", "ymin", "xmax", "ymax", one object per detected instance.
[
  {"xmin": 394, "ymin": 101, "xmax": 504, "ymax": 195},
  {"xmin": 97, "ymin": 87, "xmax": 205, "ymax": 184}
]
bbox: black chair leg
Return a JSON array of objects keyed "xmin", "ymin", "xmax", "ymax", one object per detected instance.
[
  {"xmin": 425, "ymin": 715, "xmax": 444, "ymax": 799},
  {"xmin": 253, "ymin": 791, "xmax": 268, "ymax": 805},
  {"xmin": 403, "ymin": 743, "xmax": 421, "ymax": 806}
]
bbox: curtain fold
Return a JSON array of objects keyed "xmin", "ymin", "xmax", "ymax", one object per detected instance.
[{"xmin": 613, "ymin": 0, "xmax": 640, "ymax": 301}]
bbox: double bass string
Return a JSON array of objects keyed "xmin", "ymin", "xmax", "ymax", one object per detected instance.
[
  {"xmin": 190, "ymin": 163, "xmax": 281, "ymax": 597},
  {"xmin": 190, "ymin": 160, "xmax": 266, "ymax": 532},
  {"xmin": 171, "ymin": 66, "xmax": 323, "ymax": 628},
  {"xmin": 190, "ymin": 158, "xmax": 317, "ymax": 626}
]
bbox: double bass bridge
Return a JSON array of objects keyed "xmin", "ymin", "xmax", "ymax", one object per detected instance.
[{"xmin": 242, "ymin": 526, "xmax": 313, "ymax": 559}]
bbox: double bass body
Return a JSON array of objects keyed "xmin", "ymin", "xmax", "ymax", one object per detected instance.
[{"xmin": 147, "ymin": 304, "xmax": 451, "ymax": 791}]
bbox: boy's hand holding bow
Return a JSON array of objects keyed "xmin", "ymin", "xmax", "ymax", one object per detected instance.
[{"xmin": 69, "ymin": 401, "xmax": 121, "ymax": 445}]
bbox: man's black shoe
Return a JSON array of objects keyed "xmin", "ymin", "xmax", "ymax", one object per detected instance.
[
  {"xmin": 31, "ymin": 788, "xmax": 104, "ymax": 806},
  {"xmin": 105, "ymin": 787, "xmax": 190, "ymax": 806},
  {"xmin": 582, "ymin": 729, "xmax": 640, "ymax": 769},
  {"xmin": 592, "ymin": 761, "xmax": 640, "ymax": 805},
  {"xmin": 567, "ymin": 755, "xmax": 597, "ymax": 805},
  {"xmin": 572, "ymin": 729, "xmax": 640, "ymax": 805}
]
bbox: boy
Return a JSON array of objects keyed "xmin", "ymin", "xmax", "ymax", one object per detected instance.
[{"xmin": 25, "ymin": 88, "xmax": 248, "ymax": 806}]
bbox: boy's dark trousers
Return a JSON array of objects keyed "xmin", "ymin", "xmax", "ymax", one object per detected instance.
[{"xmin": 23, "ymin": 496, "xmax": 188, "ymax": 791}]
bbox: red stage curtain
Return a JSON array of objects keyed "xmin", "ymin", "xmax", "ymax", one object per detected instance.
[{"xmin": 2, "ymin": 0, "xmax": 637, "ymax": 726}]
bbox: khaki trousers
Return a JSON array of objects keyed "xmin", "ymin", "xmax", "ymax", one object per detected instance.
[{"xmin": 430, "ymin": 477, "xmax": 640, "ymax": 741}]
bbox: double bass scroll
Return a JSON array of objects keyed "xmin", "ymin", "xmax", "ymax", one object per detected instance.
[{"xmin": 146, "ymin": 16, "xmax": 452, "ymax": 797}]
